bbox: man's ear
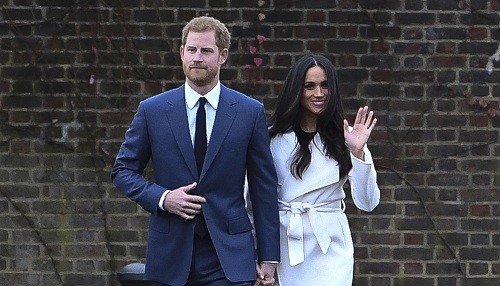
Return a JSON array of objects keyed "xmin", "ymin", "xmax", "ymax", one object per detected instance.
[{"xmin": 219, "ymin": 48, "xmax": 228, "ymax": 64}]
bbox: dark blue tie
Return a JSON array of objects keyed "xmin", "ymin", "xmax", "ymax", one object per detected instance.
[
  {"xmin": 194, "ymin": 97, "xmax": 208, "ymax": 237},
  {"xmin": 194, "ymin": 97, "xmax": 207, "ymax": 175}
]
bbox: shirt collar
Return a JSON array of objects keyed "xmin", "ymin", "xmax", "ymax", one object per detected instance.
[{"xmin": 185, "ymin": 82, "xmax": 220, "ymax": 110}]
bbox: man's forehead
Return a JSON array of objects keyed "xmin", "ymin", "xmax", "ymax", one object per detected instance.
[
  {"xmin": 184, "ymin": 42, "xmax": 217, "ymax": 49},
  {"xmin": 186, "ymin": 30, "xmax": 216, "ymax": 41},
  {"xmin": 183, "ymin": 31, "xmax": 219, "ymax": 50}
]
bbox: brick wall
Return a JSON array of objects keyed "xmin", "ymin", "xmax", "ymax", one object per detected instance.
[{"xmin": 0, "ymin": 0, "xmax": 498, "ymax": 285}]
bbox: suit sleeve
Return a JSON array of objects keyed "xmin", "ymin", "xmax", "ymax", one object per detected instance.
[
  {"xmin": 111, "ymin": 102, "xmax": 166, "ymax": 214},
  {"xmin": 245, "ymin": 106, "xmax": 281, "ymax": 263}
]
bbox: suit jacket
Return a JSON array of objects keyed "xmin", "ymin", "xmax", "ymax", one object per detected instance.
[{"xmin": 111, "ymin": 84, "xmax": 280, "ymax": 285}]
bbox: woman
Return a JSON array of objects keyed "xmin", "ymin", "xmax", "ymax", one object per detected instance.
[{"xmin": 265, "ymin": 54, "xmax": 380, "ymax": 285}]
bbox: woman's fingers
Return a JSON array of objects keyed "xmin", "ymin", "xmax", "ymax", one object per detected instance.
[
  {"xmin": 355, "ymin": 106, "xmax": 370, "ymax": 125},
  {"xmin": 369, "ymin": 117, "xmax": 378, "ymax": 131},
  {"xmin": 354, "ymin": 107, "xmax": 362, "ymax": 124},
  {"xmin": 352, "ymin": 106, "xmax": 377, "ymax": 130}
]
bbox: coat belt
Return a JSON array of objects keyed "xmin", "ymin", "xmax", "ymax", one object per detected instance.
[{"xmin": 278, "ymin": 200, "xmax": 345, "ymax": 266}]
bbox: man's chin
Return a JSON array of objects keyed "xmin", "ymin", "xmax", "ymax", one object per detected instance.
[
  {"xmin": 188, "ymin": 72, "xmax": 206, "ymax": 82},
  {"xmin": 190, "ymin": 78, "xmax": 210, "ymax": 87}
]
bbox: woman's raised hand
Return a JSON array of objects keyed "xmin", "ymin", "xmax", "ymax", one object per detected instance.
[{"xmin": 343, "ymin": 106, "xmax": 377, "ymax": 160}]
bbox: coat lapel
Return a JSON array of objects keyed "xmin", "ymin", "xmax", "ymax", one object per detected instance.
[
  {"xmin": 272, "ymin": 132, "xmax": 341, "ymax": 201},
  {"xmin": 164, "ymin": 86, "xmax": 199, "ymax": 179},
  {"xmin": 200, "ymin": 86, "xmax": 237, "ymax": 179}
]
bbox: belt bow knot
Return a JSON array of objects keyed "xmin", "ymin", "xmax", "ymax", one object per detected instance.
[{"xmin": 280, "ymin": 200, "xmax": 343, "ymax": 266}]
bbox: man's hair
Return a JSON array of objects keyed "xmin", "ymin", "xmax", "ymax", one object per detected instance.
[{"xmin": 182, "ymin": 16, "xmax": 231, "ymax": 50}]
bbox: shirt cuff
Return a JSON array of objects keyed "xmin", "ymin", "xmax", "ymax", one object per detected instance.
[{"xmin": 158, "ymin": 190, "xmax": 170, "ymax": 210}]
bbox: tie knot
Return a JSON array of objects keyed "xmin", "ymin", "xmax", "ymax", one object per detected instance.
[{"xmin": 198, "ymin": 97, "xmax": 207, "ymax": 107}]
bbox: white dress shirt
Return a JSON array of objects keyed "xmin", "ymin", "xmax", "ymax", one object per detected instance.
[
  {"xmin": 185, "ymin": 82, "xmax": 220, "ymax": 145},
  {"xmin": 158, "ymin": 82, "xmax": 221, "ymax": 210}
]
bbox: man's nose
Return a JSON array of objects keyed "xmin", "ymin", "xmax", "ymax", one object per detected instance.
[{"xmin": 193, "ymin": 51, "xmax": 203, "ymax": 61}]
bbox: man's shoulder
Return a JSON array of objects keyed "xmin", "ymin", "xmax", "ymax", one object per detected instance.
[
  {"xmin": 221, "ymin": 84, "xmax": 262, "ymax": 108},
  {"xmin": 141, "ymin": 85, "xmax": 184, "ymax": 107}
]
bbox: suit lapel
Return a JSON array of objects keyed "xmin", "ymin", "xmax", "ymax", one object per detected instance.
[
  {"xmin": 201, "ymin": 86, "xmax": 237, "ymax": 179},
  {"xmin": 164, "ymin": 86, "xmax": 199, "ymax": 179}
]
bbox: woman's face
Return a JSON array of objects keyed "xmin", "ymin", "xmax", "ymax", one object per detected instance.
[{"xmin": 300, "ymin": 66, "xmax": 329, "ymax": 120}]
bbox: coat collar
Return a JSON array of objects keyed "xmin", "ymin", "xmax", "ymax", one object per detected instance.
[{"xmin": 271, "ymin": 132, "xmax": 341, "ymax": 201}]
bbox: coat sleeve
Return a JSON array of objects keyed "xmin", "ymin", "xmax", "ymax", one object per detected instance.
[
  {"xmin": 111, "ymin": 102, "xmax": 165, "ymax": 214},
  {"xmin": 348, "ymin": 145, "xmax": 380, "ymax": 212},
  {"xmin": 245, "ymin": 106, "xmax": 280, "ymax": 263}
]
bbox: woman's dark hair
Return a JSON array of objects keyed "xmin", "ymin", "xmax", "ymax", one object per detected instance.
[{"xmin": 268, "ymin": 54, "xmax": 353, "ymax": 179}]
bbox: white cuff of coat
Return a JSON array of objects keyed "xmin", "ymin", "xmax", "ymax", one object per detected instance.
[{"xmin": 350, "ymin": 145, "xmax": 373, "ymax": 165}]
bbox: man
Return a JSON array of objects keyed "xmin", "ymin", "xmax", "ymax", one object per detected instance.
[{"xmin": 111, "ymin": 16, "xmax": 280, "ymax": 286}]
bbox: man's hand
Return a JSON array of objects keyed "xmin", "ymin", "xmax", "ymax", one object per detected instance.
[
  {"xmin": 163, "ymin": 182, "xmax": 206, "ymax": 220},
  {"xmin": 254, "ymin": 262, "xmax": 276, "ymax": 286}
]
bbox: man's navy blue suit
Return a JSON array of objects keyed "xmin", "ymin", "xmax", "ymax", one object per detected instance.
[{"xmin": 111, "ymin": 84, "xmax": 280, "ymax": 285}]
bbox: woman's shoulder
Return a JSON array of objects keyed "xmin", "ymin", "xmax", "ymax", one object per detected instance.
[
  {"xmin": 270, "ymin": 131, "xmax": 296, "ymax": 152},
  {"xmin": 271, "ymin": 131, "xmax": 295, "ymax": 142}
]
